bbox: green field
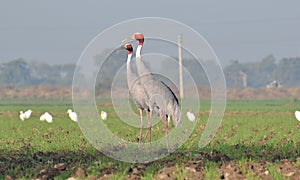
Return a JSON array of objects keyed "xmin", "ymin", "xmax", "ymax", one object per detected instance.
[{"xmin": 1, "ymin": 98, "xmax": 300, "ymax": 179}]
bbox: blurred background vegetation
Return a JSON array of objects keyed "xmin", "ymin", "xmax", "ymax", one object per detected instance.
[{"xmin": 1, "ymin": 54, "xmax": 300, "ymax": 89}]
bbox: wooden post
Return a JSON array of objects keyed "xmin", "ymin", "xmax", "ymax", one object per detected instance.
[
  {"xmin": 178, "ymin": 34, "xmax": 184, "ymax": 98},
  {"xmin": 239, "ymin": 71, "xmax": 248, "ymax": 88}
]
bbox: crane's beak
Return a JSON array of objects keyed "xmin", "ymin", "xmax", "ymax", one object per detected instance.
[
  {"xmin": 122, "ymin": 35, "xmax": 135, "ymax": 42},
  {"xmin": 117, "ymin": 44, "xmax": 127, "ymax": 50},
  {"xmin": 116, "ymin": 44, "xmax": 125, "ymax": 50}
]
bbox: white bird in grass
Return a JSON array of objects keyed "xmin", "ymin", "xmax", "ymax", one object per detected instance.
[
  {"xmin": 19, "ymin": 109, "xmax": 32, "ymax": 121},
  {"xmin": 186, "ymin": 112, "xmax": 196, "ymax": 122},
  {"xmin": 101, "ymin": 111, "xmax": 107, "ymax": 120},
  {"xmin": 19, "ymin": 111, "xmax": 26, "ymax": 121},
  {"xmin": 295, "ymin": 111, "xmax": 300, "ymax": 121},
  {"xmin": 39, "ymin": 113, "xmax": 46, "ymax": 121},
  {"xmin": 24, "ymin": 109, "xmax": 32, "ymax": 119},
  {"xmin": 40, "ymin": 112, "xmax": 53, "ymax": 123},
  {"xmin": 67, "ymin": 109, "xmax": 78, "ymax": 122}
]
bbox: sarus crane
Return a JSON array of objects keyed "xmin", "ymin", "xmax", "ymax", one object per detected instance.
[
  {"xmin": 123, "ymin": 33, "xmax": 182, "ymax": 147},
  {"xmin": 122, "ymin": 43, "xmax": 151, "ymax": 143}
]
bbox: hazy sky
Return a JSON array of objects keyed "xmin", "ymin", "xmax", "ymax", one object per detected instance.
[{"xmin": 1, "ymin": 1, "xmax": 299, "ymax": 66}]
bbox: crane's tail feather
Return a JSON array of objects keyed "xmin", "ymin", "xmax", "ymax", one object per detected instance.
[{"xmin": 173, "ymin": 105, "xmax": 182, "ymax": 127}]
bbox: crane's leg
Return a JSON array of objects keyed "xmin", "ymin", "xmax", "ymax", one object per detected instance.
[
  {"xmin": 149, "ymin": 110, "xmax": 152, "ymax": 142},
  {"xmin": 144, "ymin": 110, "xmax": 152, "ymax": 143},
  {"xmin": 139, "ymin": 109, "xmax": 144, "ymax": 144},
  {"xmin": 162, "ymin": 114, "xmax": 169, "ymax": 149}
]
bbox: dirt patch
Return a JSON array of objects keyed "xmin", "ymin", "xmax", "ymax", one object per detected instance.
[
  {"xmin": 219, "ymin": 161, "xmax": 245, "ymax": 180},
  {"xmin": 0, "ymin": 84, "xmax": 73, "ymax": 99},
  {"xmin": 154, "ymin": 166, "xmax": 178, "ymax": 180},
  {"xmin": 154, "ymin": 163, "xmax": 204, "ymax": 180},
  {"xmin": 2, "ymin": 148, "xmax": 300, "ymax": 179},
  {"xmin": 124, "ymin": 165, "xmax": 147, "ymax": 180},
  {"xmin": 1, "ymin": 85, "xmax": 300, "ymax": 100},
  {"xmin": 227, "ymin": 87, "xmax": 300, "ymax": 100},
  {"xmin": 244, "ymin": 162, "xmax": 273, "ymax": 179},
  {"xmin": 276, "ymin": 159, "xmax": 300, "ymax": 179}
]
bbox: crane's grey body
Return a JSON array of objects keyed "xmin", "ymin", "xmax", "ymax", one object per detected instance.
[
  {"xmin": 134, "ymin": 43, "xmax": 182, "ymax": 146},
  {"xmin": 125, "ymin": 49, "xmax": 151, "ymax": 143},
  {"xmin": 127, "ymin": 62, "xmax": 150, "ymax": 112},
  {"xmin": 123, "ymin": 33, "xmax": 182, "ymax": 146},
  {"xmin": 135, "ymin": 55, "xmax": 181, "ymax": 127}
]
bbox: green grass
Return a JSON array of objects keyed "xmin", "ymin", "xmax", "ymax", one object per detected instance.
[
  {"xmin": 204, "ymin": 162, "xmax": 219, "ymax": 179},
  {"xmin": 1, "ymin": 98, "xmax": 300, "ymax": 178},
  {"xmin": 267, "ymin": 164, "xmax": 286, "ymax": 180}
]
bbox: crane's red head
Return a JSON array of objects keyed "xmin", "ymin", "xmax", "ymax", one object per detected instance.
[
  {"xmin": 123, "ymin": 32, "xmax": 144, "ymax": 45},
  {"xmin": 122, "ymin": 43, "xmax": 133, "ymax": 54},
  {"xmin": 133, "ymin": 32, "xmax": 144, "ymax": 45}
]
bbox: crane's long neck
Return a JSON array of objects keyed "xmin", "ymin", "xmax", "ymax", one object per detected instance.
[
  {"xmin": 126, "ymin": 52, "xmax": 135, "ymax": 89},
  {"xmin": 127, "ymin": 52, "xmax": 133, "ymax": 65},
  {"xmin": 136, "ymin": 44, "xmax": 142, "ymax": 58},
  {"xmin": 135, "ymin": 44, "xmax": 151, "ymax": 78}
]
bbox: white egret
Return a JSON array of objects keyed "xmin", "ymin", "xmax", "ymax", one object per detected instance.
[
  {"xmin": 39, "ymin": 113, "xmax": 46, "ymax": 121},
  {"xmin": 24, "ymin": 109, "xmax": 32, "ymax": 119},
  {"xmin": 186, "ymin": 112, "xmax": 196, "ymax": 122},
  {"xmin": 101, "ymin": 111, "xmax": 107, "ymax": 120},
  {"xmin": 40, "ymin": 112, "xmax": 53, "ymax": 123},
  {"xmin": 19, "ymin": 111, "xmax": 26, "ymax": 121},
  {"xmin": 19, "ymin": 109, "xmax": 32, "ymax": 121},
  {"xmin": 67, "ymin": 109, "xmax": 78, "ymax": 122},
  {"xmin": 295, "ymin": 111, "xmax": 300, "ymax": 121}
]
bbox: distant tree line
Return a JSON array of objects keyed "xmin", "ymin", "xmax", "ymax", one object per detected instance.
[
  {"xmin": 224, "ymin": 55, "xmax": 300, "ymax": 88},
  {"xmin": 160, "ymin": 54, "xmax": 300, "ymax": 88},
  {"xmin": 0, "ymin": 54, "xmax": 299, "ymax": 88},
  {"xmin": 0, "ymin": 58, "xmax": 76, "ymax": 87}
]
